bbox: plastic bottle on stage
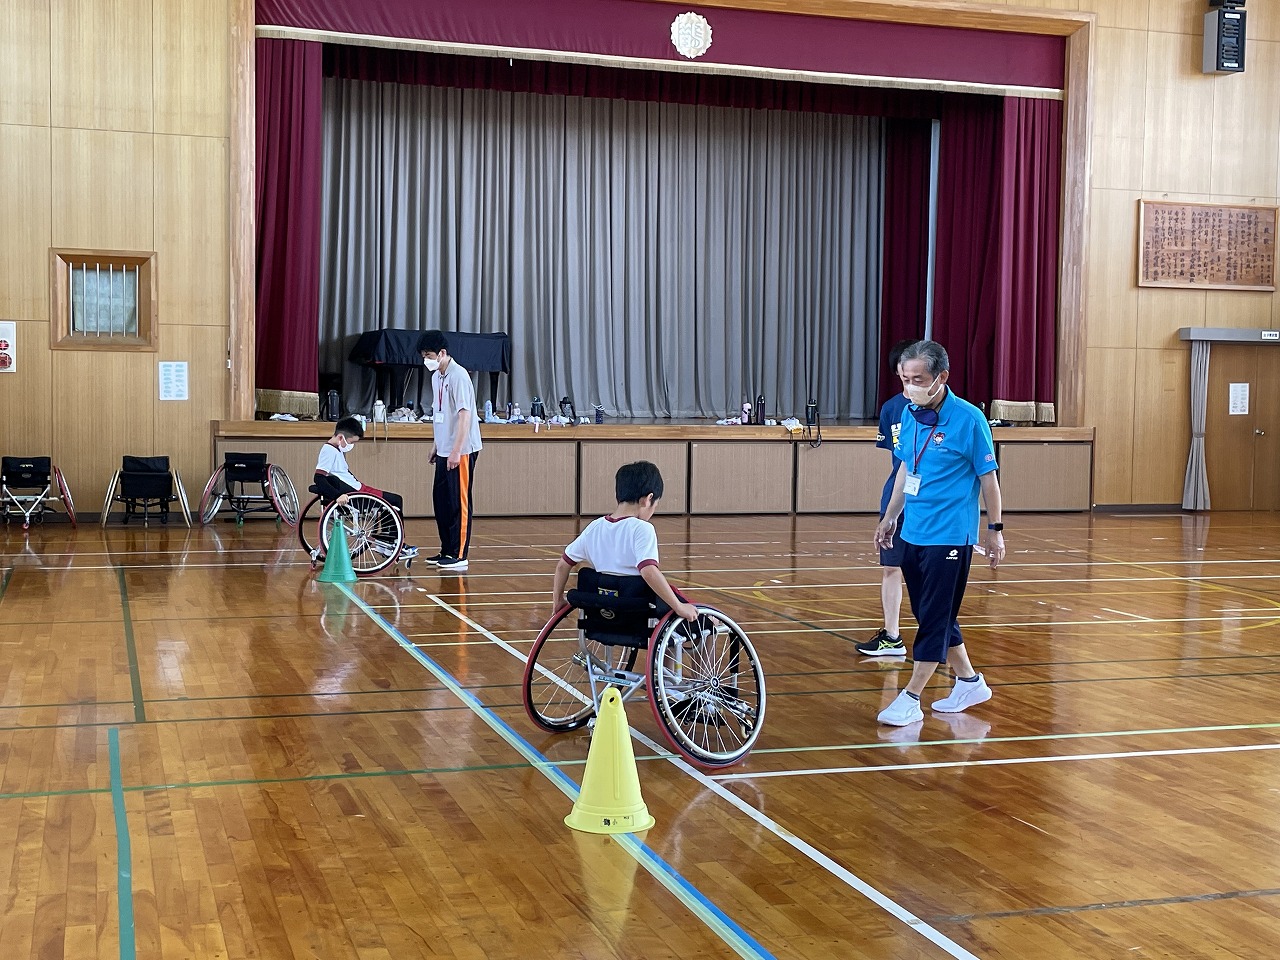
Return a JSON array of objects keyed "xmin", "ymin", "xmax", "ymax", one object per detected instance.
[
  {"xmin": 593, "ymin": 404, "xmax": 605, "ymax": 424},
  {"xmin": 373, "ymin": 399, "xmax": 386, "ymax": 423},
  {"xmin": 741, "ymin": 401, "xmax": 752, "ymax": 424},
  {"xmin": 754, "ymin": 394, "xmax": 766, "ymax": 425},
  {"xmin": 484, "ymin": 399, "xmax": 494, "ymax": 422},
  {"xmin": 512, "ymin": 402, "xmax": 522, "ymax": 422},
  {"xmin": 506, "ymin": 401, "xmax": 513, "ymax": 420}
]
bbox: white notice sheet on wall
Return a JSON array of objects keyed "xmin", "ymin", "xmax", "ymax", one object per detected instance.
[
  {"xmin": 0, "ymin": 322, "xmax": 15, "ymax": 373},
  {"xmin": 1229, "ymin": 382, "xmax": 1250, "ymax": 415},
  {"xmin": 159, "ymin": 361, "xmax": 189, "ymax": 401}
]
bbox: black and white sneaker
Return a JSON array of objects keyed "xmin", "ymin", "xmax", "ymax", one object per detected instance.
[
  {"xmin": 855, "ymin": 629, "xmax": 906, "ymax": 657},
  {"xmin": 423, "ymin": 553, "xmax": 447, "ymax": 565},
  {"xmin": 436, "ymin": 556, "xmax": 468, "ymax": 572}
]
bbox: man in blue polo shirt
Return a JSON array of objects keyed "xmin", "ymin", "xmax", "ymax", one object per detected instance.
[{"xmin": 873, "ymin": 340, "xmax": 1005, "ymax": 726}]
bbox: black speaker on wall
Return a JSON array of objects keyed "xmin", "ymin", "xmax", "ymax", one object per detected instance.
[{"xmin": 1203, "ymin": 3, "xmax": 1246, "ymax": 74}]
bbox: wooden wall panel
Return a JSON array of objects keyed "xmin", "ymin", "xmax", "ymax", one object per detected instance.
[
  {"xmin": 472, "ymin": 441, "xmax": 577, "ymax": 516},
  {"xmin": 0, "ymin": 2, "xmax": 51, "ymax": 126},
  {"xmin": 154, "ymin": 327, "xmax": 228, "ymax": 500},
  {"xmin": 51, "ymin": 350, "xmax": 156, "ymax": 512},
  {"xmin": 795, "ymin": 442, "xmax": 884, "ymax": 513},
  {"xmin": 1131, "ymin": 348, "xmax": 1190, "ymax": 504},
  {"xmin": 1078, "ymin": 0, "xmax": 1146, "ymax": 31},
  {"xmin": 1137, "ymin": 288, "xmax": 1205, "ymax": 348},
  {"xmin": 0, "ymin": 123, "xmax": 52, "ymax": 321},
  {"xmin": 998, "ymin": 443, "xmax": 1092, "ymax": 511},
  {"xmin": 0, "ymin": 321, "xmax": 55, "ymax": 459},
  {"xmin": 1090, "ymin": 26, "xmax": 1146, "ymax": 192},
  {"xmin": 1084, "ymin": 188, "xmax": 1139, "ymax": 349},
  {"xmin": 154, "ymin": 135, "xmax": 229, "ymax": 326},
  {"xmin": 1203, "ymin": 287, "xmax": 1277, "ymax": 333},
  {"xmin": 579, "ymin": 441, "xmax": 688, "ymax": 516},
  {"xmin": 1083, "ymin": 346, "xmax": 1136, "ymax": 504},
  {"xmin": 1209, "ymin": 43, "xmax": 1280, "ymax": 200},
  {"xmin": 50, "ymin": 0, "xmax": 153, "ymax": 132},
  {"xmin": 1142, "ymin": 31, "xmax": 1215, "ymax": 193},
  {"xmin": 154, "ymin": 0, "xmax": 231, "ymax": 137},
  {"xmin": 51, "ymin": 128, "xmax": 154, "ymax": 251},
  {"xmin": 689, "ymin": 442, "xmax": 793, "ymax": 514}
]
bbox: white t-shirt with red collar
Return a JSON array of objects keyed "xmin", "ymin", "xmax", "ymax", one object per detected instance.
[{"xmin": 562, "ymin": 515, "xmax": 660, "ymax": 576}]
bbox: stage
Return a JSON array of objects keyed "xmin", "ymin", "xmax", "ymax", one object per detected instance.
[{"xmin": 213, "ymin": 420, "xmax": 1094, "ymax": 518}]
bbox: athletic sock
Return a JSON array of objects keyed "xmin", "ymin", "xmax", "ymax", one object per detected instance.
[
  {"xmin": 959, "ymin": 674, "xmax": 980, "ymax": 683},
  {"xmin": 904, "ymin": 691, "xmax": 920, "ymax": 701}
]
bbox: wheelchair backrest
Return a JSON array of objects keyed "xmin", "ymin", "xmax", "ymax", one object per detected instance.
[
  {"xmin": 1, "ymin": 457, "xmax": 51, "ymax": 487},
  {"xmin": 568, "ymin": 568, "xmax": 659, "ymax": 648},
  {"xmin": 120, "ymin": 455, "xmax": 172, "ymax": 500},
  {"xmin": 224, "ymin": 452, "xmax": 268, "ymax": 483}
]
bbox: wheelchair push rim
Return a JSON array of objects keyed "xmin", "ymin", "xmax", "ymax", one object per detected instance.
[
  {"xmin": 267, "ymin": 465, "xmax": 300, "ymax": 527},
  {"xmin": 318, "ymin": 493, "xmax": 403, "ymax": 576},
  {"xmin": 523, "ymin": 603, "xmax": 640, "ymax": 733},
  {"xmin": 647, "ymin": 606, "xmax": 766, "ymax": 768},
  {"xmin": 99, "ymin": 471, "xmax": 120, "ymax": 528},
  {"xmin": 198, "ymin": 465, "xmax": 227, "ymax": 524}
]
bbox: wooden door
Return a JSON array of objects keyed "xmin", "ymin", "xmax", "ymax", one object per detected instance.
[
  {"xmin": 1205, "ymin": 344, "xmax": 1257, "ymax": 510},
  {"xmin": 1252, "ymin": 348, "xmax": 1280, "ymax": 510}
]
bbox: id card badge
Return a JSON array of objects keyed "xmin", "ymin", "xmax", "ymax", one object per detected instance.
[
  {"xmin": 432, "ymin": 412, "xmax": 445, "ymax": 424},
  {"xmin": 903, "ymin": 473, "xmax": 922, "ymax": 496}
]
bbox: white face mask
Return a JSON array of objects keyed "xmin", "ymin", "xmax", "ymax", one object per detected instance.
[
  {"xmin": 424, "ymin": 356, "xmax": 440, "ymax": 372},
  {"xmin": 904, "ymin": 376, "xmax": 942, "ymax": 407},
  {"xmin": 337, "ymin": 439, "xmax": 353, "ymax": 454}
]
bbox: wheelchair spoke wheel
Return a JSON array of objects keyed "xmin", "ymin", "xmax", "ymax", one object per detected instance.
[
  {"xmin": 174, "ymin": 471, "xmax": 192, "ymax": 528},
  {"xmin": 297, "ymin": 495, "xmax": 323, "ymax": 556},
  {"xmin": 523, "ymin": 604, "xmax": 639, "ymax": 733},
  {"xmin": 267, "ymin": 465, "xmax": 300, "ymax": 527},
  {"xmin": 320, "ymin": 493, "xmax": 402, "ymax": 576},
  {"xmin": 54, "ymin": 467, "xmax": 76, "ymax": 526},
  {"xmin": 647, "ymin": 607, "xmax": 766, "ymax": 768},
  {"xmin": 100, "ymin": 471, "xmax": 120, "ymax": 528},
  {"xmin": 198, "ymin": 466, "xmax": 226, "ymax": 524}
]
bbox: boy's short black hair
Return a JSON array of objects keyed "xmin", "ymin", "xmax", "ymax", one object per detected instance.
[
  {"xmin": 334, "ymin": 416, "xmax": 364, "ymax": 440},
  {"xmin": 888, "ymin": 339, "xmax": 920, "ymax": 375},
  {"xmin": 418, "ymin": 330, "xmax": 449, "ymax": 354},
  {"xmin": 616, "ymin": 461, "xmax": 664, "ymax": 504}
]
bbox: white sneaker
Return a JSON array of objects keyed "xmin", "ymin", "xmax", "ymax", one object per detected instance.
[
  {"xmin": 932, "ymin": 674, "xmax": 993, "ymax": 713},
  {"xmin": 877, "ymin": 690, "xmax": 924, "ymax": 726},
  {"xmin": 436, "ymin": 556, "xmax": 468, "ymax": 571}
]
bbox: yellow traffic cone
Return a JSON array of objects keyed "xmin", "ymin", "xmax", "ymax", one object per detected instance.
[
  {"xmin": 565, "ymin": 686, "xmax": 655, "ymax": 834},
  {"xmin": 318, "ymin": 514, "xmax": 357, "ymax": 583}
]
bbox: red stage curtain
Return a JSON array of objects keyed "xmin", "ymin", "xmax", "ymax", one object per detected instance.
[
  {"xmin": 255, "ymin": 38, "xmax": 324, "ymax": 394},
  {"xmin": 878, "ymin": 118, "xmax": 933, "ymax": 404},
  {"xmin": 992, "ymin": 97, "xmax": 1062, "ymax": 422}
]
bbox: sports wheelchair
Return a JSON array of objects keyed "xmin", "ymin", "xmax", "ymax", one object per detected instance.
[
  {"xmin": 198, "ymin": 452, "xmax": 300, "ymax": 526},
  {"xmin": 296, "ymin": 481, "xmax": 413, "ymax": 577},
  {"xmin": 522, "ymin": 568, "xmax": 766, "ymax": 768},
  {"xmin": 1, "ymin": 457, "xmax": 77, "ymax": 529},
  {"xmin": 101, "ymin": 455, "xmax": 192, "ymax": 527}
]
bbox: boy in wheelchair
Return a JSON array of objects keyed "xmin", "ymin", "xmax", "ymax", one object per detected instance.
[
  {"xmin": 315, "ymin": 417, "xmax": 418, "ymax": 560},
  {"xmin": 551, "ymin": 461, "xmax": 696, "ymax": 623}
]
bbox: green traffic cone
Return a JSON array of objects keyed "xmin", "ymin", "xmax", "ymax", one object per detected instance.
[{"xmin": 318, "ymin": 515, "xmax": 357, "ymax": 583}]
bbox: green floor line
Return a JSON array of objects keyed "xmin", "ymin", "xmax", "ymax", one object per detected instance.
[
  {"xmin": 114, "ymin": 568, "xmax": 146, "ymax": 723},
  {"xmin": 108, "ymin": 728, "xmax": 137, "ymax": 960}
]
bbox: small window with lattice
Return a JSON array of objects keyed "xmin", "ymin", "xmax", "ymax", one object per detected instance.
[{"xmin": 50, "ymin": 249, "xmax": 157, "ymax": 351}]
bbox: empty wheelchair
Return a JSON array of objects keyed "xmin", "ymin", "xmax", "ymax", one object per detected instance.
[
  {"xmin": 198, "ymin": 452, "xmax": 300, "ymax": 526},
  {"xmin": 296, "ymin": 483, "xmax": 413, "ymax": 576},
  {"xmin": 522, "ymin": 568, "xmax": 766, "ymax": 768},
  {"xmin": 101, "ymin": 456, "xmax": 192, "ymax": 527},
  {"xmin": 1, "ymin": 457, "xmax": 77, "ymax": 529}
]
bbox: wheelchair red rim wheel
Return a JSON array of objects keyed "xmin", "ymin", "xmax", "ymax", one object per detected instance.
[
  {"xmin": 54, "ymin": 466, "xmax": 76, "ymax": 527},
  {"xmin": 100, "ymin": 471, "xmax": 119, "ymax": 528},
  {"xmin": 318, "ymin": 493, "xmax": 401, "ymax": 576},
  {"xmin": 198, "ymin": 466, "xmax": 226, "ymax": 525},
  {"xmin": 297, "ymin": 495, "xmax": 323, "ymax": 555}
]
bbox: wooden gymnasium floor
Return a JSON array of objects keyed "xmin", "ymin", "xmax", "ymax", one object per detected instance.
[{"xmin": 3, "ymin": 509, "xmax": 1280, "ymax": 959}]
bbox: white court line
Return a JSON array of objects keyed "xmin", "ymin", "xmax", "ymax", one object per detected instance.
[
  {"xmin": 425, "ymin": 593, "xmax": 982, "ymax": 960},
  {"xmin": 713, "ymin": 741, "xmax": 1280, "ymax": 781},
  {"xmin": 1099, "ymin": 608, "xmax": 1155, "ymax": 622}
]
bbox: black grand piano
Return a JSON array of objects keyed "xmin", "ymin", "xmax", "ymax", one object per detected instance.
[{"xmin": 348, "ymin": 329, "xmax": 511, "ymax": 412}]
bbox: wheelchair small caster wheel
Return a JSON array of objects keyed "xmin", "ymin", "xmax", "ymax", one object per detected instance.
[
  {"xmin": 22, "ymin": 521, "xmax": 29, "ymax": 531},
  {"xmin": 403, "ymin": 557, "xmax": 413, "ymax": 570}
]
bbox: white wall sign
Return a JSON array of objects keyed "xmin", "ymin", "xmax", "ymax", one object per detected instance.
[
  {"xmin": 1229, "ymin": 382, "xmax": 1249, "ymax": 415},
  {"xmin": 159, "ymin": 361, "xmax": 189, "ymax": 401},
  {"xmin": 0, "ymin": 321, "xmax": 15, "ymax": 373}
]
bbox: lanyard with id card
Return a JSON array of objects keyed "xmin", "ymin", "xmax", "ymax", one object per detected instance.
[{"xmin": 904, "ymin": 407, "xmax": 938, "ymax": 497}]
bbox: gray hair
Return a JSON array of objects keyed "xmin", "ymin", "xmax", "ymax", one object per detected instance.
[{"xmin": 898, "ymin": 340, "xmax": 950, "ymax": 377}]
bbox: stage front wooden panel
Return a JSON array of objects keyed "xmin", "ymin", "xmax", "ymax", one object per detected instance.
[
  {"xmin": 998, "ymin": 442, "xmax": 1093, "ymax": 511},
  {"xmin": 579, "ymin": 441, "xmax": 688, "ymax": 516},
  {"xmin": 689, "ymin": 441, "xmax": 793, "ymax": 514},
  {"xmin": 472, "ymin": 440, "xmax": 577, "ymax": 516},
  {"xmin": 795, "ymin": 441, "xmax": 884, "ymax": 513}
]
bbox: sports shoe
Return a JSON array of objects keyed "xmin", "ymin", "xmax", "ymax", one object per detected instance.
[
  {"xmin": 931, "ymin": 674, "xmax": 993, "ymax": 714},
  {"xmin": 855, "ymin": 629, "xmax": 906, "ymax": 657},
  {"xmin": 436, "ymin": 556, "xmax": 469, "ymax": 571},
  {"xmin": 423, "ymin": 553, "xmax": 447, "ymax": 565},
  {"xmin": 398, "ymin": 545, "xmax": 419, "ymax": 560},
  {"xmin": 877, "ymin": 690, "xmax": 924, "ymax": 726}
]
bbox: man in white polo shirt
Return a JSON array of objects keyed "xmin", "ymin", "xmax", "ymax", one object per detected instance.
[{"xmin": 419, "ymin": 330, "xmax": 483, "ymax": 572}]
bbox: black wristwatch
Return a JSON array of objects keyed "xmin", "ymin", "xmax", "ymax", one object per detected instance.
[{"xmin": 987, "ymin": 522, "xmax": 1004, "ymax": 532}]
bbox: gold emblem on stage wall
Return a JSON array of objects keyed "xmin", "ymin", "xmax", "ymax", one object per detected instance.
[{"xmin": 671, "ymin": 12, "xmax": 713, "ymax": 59}]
